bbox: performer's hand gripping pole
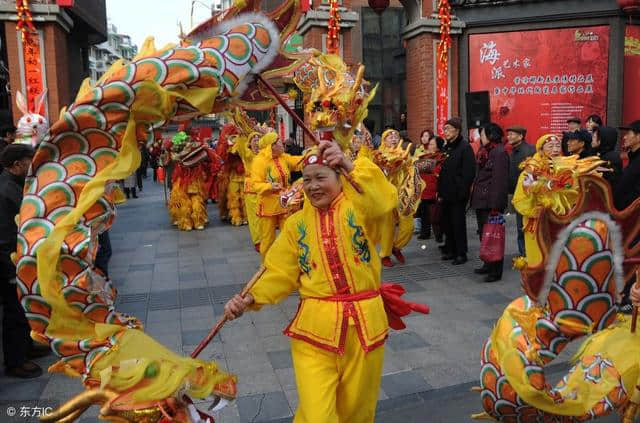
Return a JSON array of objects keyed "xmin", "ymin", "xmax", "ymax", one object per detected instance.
[
  {"xmin": 255, "ymin": 74, "xmax": 363, "ymax": 194},
  {"xmin": 191, "ymin": 266, "xmax": 266, "ymax": 358}
]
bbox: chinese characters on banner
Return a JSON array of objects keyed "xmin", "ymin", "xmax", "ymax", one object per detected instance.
[
  {"xmin": 623, "ymin": 25, "xmax": 640, "ymax": 126},
  {"xmin": 469, "ymin": 26, "xmax": 610, "ymax": 143},
  {"xmin": 21, "ymin": 30, "xmax": 45, "ymax": 114}
]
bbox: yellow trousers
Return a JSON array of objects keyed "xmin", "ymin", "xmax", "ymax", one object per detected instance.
[
  {"xmin": 291, "ymin": 325, "xmax": 384, "ymax": 423},
  {"xmin": 245, "ymin": 193, "xmax": 260, "ymax": 245},
  {"xmin": 258, "ymin": 214, "xmax": 286, "ymax": 260},
  {"xmin": 380, "ymin": 211, "xmax": 414, "ymax": 258}
]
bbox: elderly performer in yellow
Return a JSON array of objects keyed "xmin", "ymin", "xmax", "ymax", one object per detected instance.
[
  {"xmin": 512, "ymin": 133, "xmax": 605, "ymax": 267},
  {"xmin": 232, "ymin": 130, "xmax": 262, "ymax": 250},
  {"xmin": 250, "ymin": 131, "xmax": 303, "ymax": 259},
  {"xmin": 225, "ymin": 141, "xmax": 428, "ymax": 423},
  {"xmin": 377, "ymin": 128, "xmax": 415, "ymax": 267}
]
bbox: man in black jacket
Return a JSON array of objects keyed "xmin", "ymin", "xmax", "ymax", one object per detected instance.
[
  {"xmin": 0, "ymin": 144, "xmax": 48, "ymax": 378},
  {"xmin": 614, "ymin": 120, "xmax": 640, "ymax": 211},
  {"xmin": 506, "ymin": 126, "xmax": 535, "ymax": 256},
  {"xmin": 438, "ymin": 118, "xmax": 476, "ymax": 265}
]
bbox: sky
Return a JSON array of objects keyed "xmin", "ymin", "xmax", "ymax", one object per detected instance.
[{"xmin": 106, "ymin": 0, "xmax": 215, "ymax": 50}]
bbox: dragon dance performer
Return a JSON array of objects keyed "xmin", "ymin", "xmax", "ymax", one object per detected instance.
[
  {"xmin": 512, "ymin": 134, "xmax": 604, "ymax": 267},
  {"xmin": 232, "ymin": 129, "xmax": 263, "ymax": 249},
  {"xmin": 377, "ymin": 129, "xmax": 415, "ymax": 267},
  {"xmin": 225, "ymin": 141, "xmax": 428, "ymax": 423},
  {"xmin": 218, "ymin": 124, "xmax": 248, "ymax": 226},
  {"xmin": 250, "ymin": 131, "xmax": 303, "ymax": 260},
  {"xmin": 167, "ymin": 131, "xmax": 221, "ymax": 231}
]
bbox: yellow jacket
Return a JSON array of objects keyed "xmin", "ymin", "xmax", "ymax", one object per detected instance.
[
  {"xmin": 251, "ymin": 153, "xmax": 302, "ymax": 216},
  {"xmin": 249, "ymin": 157, "xmax": 398, "ymax": 353},
  {"xmin": 232, "ymin": 136, "xmax": 257, "ymax": 194}
]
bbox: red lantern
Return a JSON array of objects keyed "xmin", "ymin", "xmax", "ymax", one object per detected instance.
[
  {"xmin": 156, "ymin": 166, "xmax": 165, "ymax": 182},
  {"xmin": 368, "ymin": 0, "xmax": 390, "ymax": 15},
  {"xmin": 618, "ymin": 0, "xmax": 640, "ymax": 13}
]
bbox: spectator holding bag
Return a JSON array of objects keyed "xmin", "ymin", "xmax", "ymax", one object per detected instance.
[{"xmin": 471, "ymin": 123, "xmax": 510, "ymax": 282}]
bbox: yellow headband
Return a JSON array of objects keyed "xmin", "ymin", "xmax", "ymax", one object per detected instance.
[
  {"xmin": 535, "ymin": 134, "xmax": 561, "ymax": 151},
  {"xmin": 258, "ymin": 132, "xmax": 278, "ymax": 150},
  {"xmin": 381, "ymin": 129, "xmax": 400, "ymax": 143}
]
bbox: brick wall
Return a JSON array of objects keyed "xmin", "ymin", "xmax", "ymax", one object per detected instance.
[
  {"xmin": 405, "ymin": 32, "xmax": 436, "ymax": 142},
  {"xmin": 5, "ymin": 22, "xmax": 21, "ymax": 124}
]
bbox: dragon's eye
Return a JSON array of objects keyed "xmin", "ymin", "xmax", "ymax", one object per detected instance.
[{"xmin": 322, "ymin": 99, "xmax": 331, "ymax": 108}]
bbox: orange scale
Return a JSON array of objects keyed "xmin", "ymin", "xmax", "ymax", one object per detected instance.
[
  {"xmin": 591, "ymin": 220, "xmax": 609, "ymax": 242},
  {"xmin": 590, "ymin": 402, "xmax": 606, "ymax": 417},
  {"xmin": 499, "ymin": 381, "xmax": 518, "ymax": 404},
  {"xmin": 254, "ymin": 27, "xmax": 271, "ymax": 47},
  {"xmin": 566, "ymin": 236, "xmax": 597, "ymax": 267},
  {"xmin": 58, "ymin": 136, "xmax": 88, "ymax": 159},
  {"xmin": 65, "ymin": 290, "xmax": 88, "ymax": 305},
  {"xmin": 60, "ymin": 257, "xmax": 85, "ymax": 279},
  {"xmin": 64, "ymin": 231, "xmax": 89, "ymax": 255},
  {"xmin": 228, "ymin": 23, "xmax": 252, "ymax": 35},
  {"xmin": 495, "ymin": 402, "xmax": 517, "ymax": 416},
  {"xmin": 103, "ymin": 109, "xmax": 129, "ymax": 128},
  {"xmin": 27, "ymin": 299, "xmax": 52, "ymax": 316},
  {"xmin": 37, "ymin": 168, "xmax": 62, "ymax": 189},
  {"xmin": 57, "ymin": 342, "xmax": 83, "ymax": 356},
  {"xmin": 35, "ymin": 146, "xmax": 58, "ymax": 165},
  {"xmin": 166, "ymin": 48, "xmax": 197, "ymax": 62},
  {"xmin": 94, "ymin": 154, "xmax": 116, "ymax": 172},
  {"xmin": 29, "ymin": 320, "xmax": 48, "ymax": 335},
  {"xmin": 608, "ymin": 387, "xmax": 627, "ymax": 407},
  {"xmin": 528, "ymin": 372, "xmax": 546, "ymax": 391},
  {"xmin": 582, "ymin": 299, "xmax": 610, "ymax": 323},
  {"xmin": 519, "ymin": 408, "xmax": 541, "ymax": 423},
  {"xmin": 24, "ymin": 226, "xmax": 49, "ymax": 249},
  {"xmin": 563, "ymin": 277, "xmax": 595, "ymax": 305},
  {"xmin": 65, "ymin": 160, "xmax": 92, "ymax": 177},
  {"xmin": 20, "ymin": 201, "xmax": 39, "ymax": 222},
  {"xmin": 200, "ymin": 37, "xmax": 225, "ymax": 50},
  {"xmin": 131, "ymin": 61, "xmax": 164, "ymax": 86},
  {"xmin": 50, "ymin": 119, "xmax": 73, "ymax": 134},
  {"xmin": 191, "ymin": 74, "xmax": 220, "ymax": 90},
  {"xmin": 84, "ymin": 202, "xmax": 107, "ymax": 222},
  {"xmin": 84, "ymin": 130, "xmax": 114, "ymax": 150},
  {"xmin": 105, "ymin": 67, "xmax": 130, "ymax": 84},
  {"xmin": 101, "ymin": 85, "xmax": 131, "ymax": 106},
  {"xmin": 547, "ymin": 290, "xmax": 569, "ymax": 313},
  {"xmin": 556, "ymin": 253, "xmax": 571, "ymax": 279},
  {"xmin": 70, "ymin": 181, "xmax": 87, "ymax": 199},
  {"xmin": 164, "ymin": 67, "xmax": 197, "ymax": 86},
  {"xmin": 481, "ymin": 395, "xmax": 495, "ymax": 414},
  {"xmin": 587, "ymin": 259, "xmax": 612, "ymax": 287},
  {"xmin": 85, "ymin": 306, "xmax": 110, "ymax": 324},
  {"xmin": 482, "ymin": 370, "xmax": 498, "ymax": 392}
]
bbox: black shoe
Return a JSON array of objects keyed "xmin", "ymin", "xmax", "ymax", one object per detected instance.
[
  {"xmin": 438, "ymin": 245, "xmax": 447, "ymax": 253},
  {"xmin": 474, "ymin": 266, "xmax": 490, "ymax": 275},
  {"xmin": 435, "ymin": 236, "xmax": 443, "ymax": 243},
  {"xmin": 441, "ymin": 254, "xmax": 455, "ymax": 261},
  {"xmin": 452, "ymin": 256, "xmax": 467, "ymax": 265},
  {"xmin": 484, "ymin": 275, "xmax": 501, "ymax": 283},
  {"xmin": 417, "ymin": 235, "xmax": 429, "ymax": 240},
  {"xmin": 5, "ymin": 361, "xmax": 43, "ymax": 379}
]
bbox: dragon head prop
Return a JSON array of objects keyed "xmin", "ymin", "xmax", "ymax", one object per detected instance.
[
  {"xmin": 293, "ymin": 52, "xmax": 377, "ymax": 150},
  {"xmin": 170, "ymin": 131, "xmax": 209, "ymax": 167}
]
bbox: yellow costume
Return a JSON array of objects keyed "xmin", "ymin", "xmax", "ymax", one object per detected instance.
[
  {"xmin": 512, "ymin": 134, "xmax": 605, "ymax": 266},
  {"xmin": 250, "ymin": 132, "xmax": 302, "ymax": 259},
  {"xmin": 232, "ymin": 131, "xmax": 261, "ymax": 246},
  {"xmin": 376, "ymin": 130, "xmax": 415, "ymax": 260},
  {"xmin": 249, "ymin": 156, "xmax": 397, "ymax": 423}
]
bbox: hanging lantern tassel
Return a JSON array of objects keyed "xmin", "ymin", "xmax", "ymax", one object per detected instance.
[
  {"xmin": 436, "ymin": 0, "xmax": 452, "ymax": 135},
  {"xmin": 326, "ymin": 0, "xmax": 341, "ymax": 55},
  {"xmin": 16, "ymin": 0, "xmax": 35, "ymax": 41}
]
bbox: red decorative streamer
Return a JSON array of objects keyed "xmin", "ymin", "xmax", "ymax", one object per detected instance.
[
  {"xmin": 16, "ymin": 0, "xmax": 35, "ymax": 42},
  {"xmin": 327, "ymin": 0, "xmax": 341, "ymax": 55},
  {"xmin": 436, "ymin": 0, "xmax": 451, "ymax": 135}
]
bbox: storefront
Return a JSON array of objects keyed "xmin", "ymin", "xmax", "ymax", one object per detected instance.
[{"xmin": 455, "ymin": 0, "xmax": 634, "ymax": 139}]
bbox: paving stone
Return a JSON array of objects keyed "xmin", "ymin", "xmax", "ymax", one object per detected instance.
[
  {"xmin": 386, "ymin": 331, "xmax": 429, "ymax": 351},
  {"xmin": 155, "ymin": 251, "xmax": 177, "ymax": 258},
  {"xmin": 236, "ymin": 391, "xmax": 292, "ymax": 422},
  {"xmin": 181, "ymin": 287, "xmax": 211, "ymax": 308},
  {"xmin": 381, "ymin": 370, "xmax": 431, "ymax": 398},
  {"xmin": 149, "ymin": 289, "xmax": 180, "ymax": 310},
  {"xmin": 0, "ymin": 378, "xmax": 50, "ymax": 401},
  {"xmin": 129, "ymin": 263, "xmax": 155, "ymax": 272},
  {"xmin": 182, "ymin": 329, "xmax": 211, "ymax": 346},
  {"xmin": 267, "ymin": 350, "xmax": 293, "ymax": 370},
  {"xmin": 179, "ymin": 271, "xmax": 206, "ymax": 282},
  {"xmin": 210, "ymin": 284, "xmax": 247, "ymax": 303},
  {"xmin": 473, "ymin": 291, "xmax": 512, "ymax": 306}
]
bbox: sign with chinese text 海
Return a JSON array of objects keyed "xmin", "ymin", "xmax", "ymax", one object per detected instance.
[
  {"xmin": 623, "ymin": 25, "xmax": 640, "ymax": 126},
  {"xmin": 469, "ymin": 26, "xmax": 610, "ymax": 143},
  {"xmin": 20, "ymin": 30, "xmax": 46, "ymax": 116}
]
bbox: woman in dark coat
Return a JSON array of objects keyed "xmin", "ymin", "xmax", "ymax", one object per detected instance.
[
  {"xmin": 591, "ymin": 126, "xmax": 622, "ymax": 187},
  {"xmin": 471, "ymin": 123, "xmax": 510, "ymax": 282}
]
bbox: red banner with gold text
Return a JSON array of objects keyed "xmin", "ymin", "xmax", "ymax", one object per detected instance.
[
  {"xmin": 624, "ymin": 25, "xmax": 640, "ymax": 126},
  {"xmin": 21, "ymin": 30, "xmax": 45, "ymax": 114},
  {"xmin": 469, "ymin": 26, "xmax": 609, "ymax": 143}
]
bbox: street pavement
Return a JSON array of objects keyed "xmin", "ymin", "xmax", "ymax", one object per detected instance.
[{"xmin": 0, "ymin": 180, "xmax": 618, "ymax": 422}]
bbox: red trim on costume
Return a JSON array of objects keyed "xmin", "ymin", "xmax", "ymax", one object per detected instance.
[
  {"xmin": 273, "ymin": 158, "xmax": 288, "ymax": 188},
  {"xmin": 318, "ymin": 199, "xmax": 350, "ymax": 295}
]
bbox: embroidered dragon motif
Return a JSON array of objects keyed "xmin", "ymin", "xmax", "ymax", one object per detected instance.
[
  {"xmin": 347, "ymin": 209, "xmax": 370, "ymax": 264},
  {"xmin": 296, "ymin": 220, "xmax": 312, "ymax": 275}
]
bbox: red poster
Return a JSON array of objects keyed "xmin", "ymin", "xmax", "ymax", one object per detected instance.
[
  {"xmin": 623, "ymin": 25, "xmax": 640, "ymax": 125},
  {"xmin": 469, "ymin": 26, "xmax": 609, "ymax": 143},
  {"xmin": 21, "ymin": 31, "xmax": 46, "ymax": 115},
  {"xmin": 436, "ymin": 57, "xmax": 449, "ymax": 136}
]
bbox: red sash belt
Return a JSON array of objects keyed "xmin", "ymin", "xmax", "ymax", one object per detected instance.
[{"xmin": 308, "ymin": 283, "xmax": 430, "ymax": 330}]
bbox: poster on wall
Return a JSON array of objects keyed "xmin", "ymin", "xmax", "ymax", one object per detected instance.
[
  {"xmin": 469, "ymin": 26, "xmax": 610, "ymax": 143},
  {"xmin": 624, "ymin": 25, "xmax": 640, "ymax": 126},
  {"xmin": 19, "ymin": 30, "xmax": 47, "ymax": 118}
]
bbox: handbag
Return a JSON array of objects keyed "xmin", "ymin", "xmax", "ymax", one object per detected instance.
[{"xmin": 479, "ymin": 214, "xmax": 505, "ymax": 263}]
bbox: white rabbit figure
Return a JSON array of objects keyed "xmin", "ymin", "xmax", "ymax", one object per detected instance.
[{"xmin": 15, "ymin": 89, "xmax": 49, "ymax": 147}]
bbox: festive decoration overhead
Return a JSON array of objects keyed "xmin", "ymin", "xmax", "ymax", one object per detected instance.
[
  {"xmin": 436, "ymin": 0, "xmax": 452, "ymax": 135},
  {"xmin": 368, "ymin": 0, "xmax": 390, "ymax": 15},
  {"xmin": 327, "ymin": 0, "xmax": 341, "ymax": 55},
  {"xmin": 16, "ymin": 0, "xmax": 35, "ymax": 41}
]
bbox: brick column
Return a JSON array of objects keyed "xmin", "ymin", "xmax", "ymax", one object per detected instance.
[{"xmin": 402, "ymin": 9, "xmax": 464, "ymax": 142}]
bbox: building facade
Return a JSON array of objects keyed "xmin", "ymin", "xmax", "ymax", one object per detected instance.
[
  {"xmin": 0, "ymin": 0, "xmax": 107, "ymax": 126},
  {"xmin": 88, "ymin": 23, "xmax": 137, "ymax": 82}
]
